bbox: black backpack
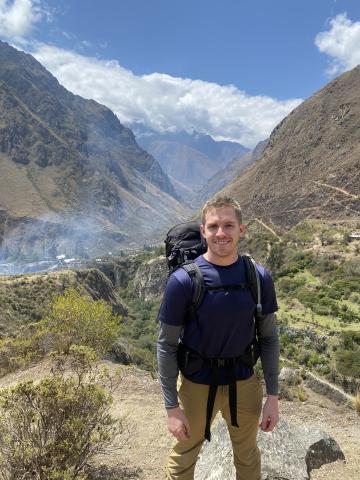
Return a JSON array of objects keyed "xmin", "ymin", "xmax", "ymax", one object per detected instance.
[
  {"xmin": 165, "ymin": 221, "xmax": 208, "ymax": 273},
  {"xmin": 164, "ymin": 221, "xmax": 263, "ymax": 317}
]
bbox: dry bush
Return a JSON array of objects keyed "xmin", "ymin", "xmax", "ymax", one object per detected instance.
[
  {"xmin": 0, "ymin": 346, "xmax": 122, "ymax": 480},
  {"xmin": 353, "ymin": 389, "xmax": 360, "ymax": 415}
]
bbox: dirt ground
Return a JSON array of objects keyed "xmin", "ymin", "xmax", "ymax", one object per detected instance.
[{"xmin": 1, "ymin": 361, "xmax": 359, "ymax": 479}]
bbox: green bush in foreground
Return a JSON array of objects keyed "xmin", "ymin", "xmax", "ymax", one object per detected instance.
[{"xmin": 0, "ymin": 346, "xmax": 122, "ymax": 480}]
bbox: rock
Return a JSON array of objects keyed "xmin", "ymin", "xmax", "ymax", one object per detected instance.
[
  {"xmin": 279, "ymin": 367, "xmax": 300, "ymax": 385},
  {"xmin": 132, "ymin": 256, "xmax": 167, "ymax": 301},
  {"xmin": 195, "ymin": 418, "xmax": 345, "ymax": 480},
  {"xmin": 112, "ymin": 339, "xmax": 134, "ymax": 365}
]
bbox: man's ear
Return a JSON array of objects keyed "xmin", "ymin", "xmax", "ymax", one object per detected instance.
[
  {"xmin": 200, "ymin": 224, "xmax": 205, "ymax": 238},
  {"xmin": 239, "ymin": 224, "xmax": 246, "ymax": 236}
]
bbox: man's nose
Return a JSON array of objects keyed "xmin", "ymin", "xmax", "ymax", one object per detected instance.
[{"xmin": 215, "ymin": 227, "xmax": 226, "ymax": 237}]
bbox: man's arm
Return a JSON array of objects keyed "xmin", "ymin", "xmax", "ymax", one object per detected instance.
[
  {"xmin": 157, "ymin": 322, "xmax": 191, "ymax": 440},
  {"xmin": 257, "ymin": 312, "xmax": 280, "ymax": 432},
  {"xmin": 157, "ymin": 322, "xmax": 182, "ymax": 408}
]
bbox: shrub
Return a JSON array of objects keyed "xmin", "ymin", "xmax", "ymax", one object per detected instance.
[
  {"xmin": 297, "ymin": 386, "xmax": 308, "ymax": 402},
  {"xmin": 39, "ymin": 288, "xmax": 121, "ymax": 356},
  {"xmin": 335, "ymin": 348, "xmax": 360, "ymax": 378},
  {"xmin": 0, "ymin": 346, "xmax": 122, "ymax": 480},
  {"xmin": 0, "ymin": 290, "xmax": 122, "ymax": 376}
]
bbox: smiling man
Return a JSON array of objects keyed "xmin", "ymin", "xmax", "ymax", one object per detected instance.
[{"xmin": 157, "ymin": 195, "xmax": 280, "ymax": 480}]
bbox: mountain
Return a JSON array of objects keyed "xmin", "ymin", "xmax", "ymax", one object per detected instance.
[
  {"xmin": 0, "ymin": 41, "xmax": 188, "ymax": 261},
  {"xmin": 197, "ymin": 140, "xmax": 268, "ymax": 204},
  {"xmin": 223, "ymin": 66, "xmax": 360, "ymax": 227},
  {"xmin": 133, "ymin": 126, "xmax": 248, "ymax": 203}
]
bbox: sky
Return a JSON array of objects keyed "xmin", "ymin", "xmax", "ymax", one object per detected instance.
[{"xmin": 0, "ymin": 0, "xmax": 360, "ymax": 147}]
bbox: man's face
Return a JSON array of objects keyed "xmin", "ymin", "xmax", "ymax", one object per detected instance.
[{"xmin": 200, "ymin": 206, "xmax": 245, "ymax": 263}]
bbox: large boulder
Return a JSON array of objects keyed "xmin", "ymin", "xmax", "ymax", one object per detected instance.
[
  {"xmin": 132, "ymin": 256, "xmax": 167, "ymax": 301},
  {"xmin": 195, "ymin": 418, "xmax": 345, "ymax": 480}
]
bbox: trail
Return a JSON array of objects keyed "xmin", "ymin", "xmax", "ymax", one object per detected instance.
[
  {"xmin": 254, "ymin": 218, "xmax": 282, "ymax": 241},
  {"xmin": 315, "ymin": 181, "xmax": 358, "ymax": 199}
]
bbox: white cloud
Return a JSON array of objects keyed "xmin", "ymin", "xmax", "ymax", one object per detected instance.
[
  {"xmin": 32, "ymin": 44, "xmax": 301, "ymax": 148},
  {"xmin": 315, "ymin": 13, "xmax": 360, "ymax": 75},
  {"xmin": 0, "ymin": 0, "xmax": 45, "ymax": 41}
]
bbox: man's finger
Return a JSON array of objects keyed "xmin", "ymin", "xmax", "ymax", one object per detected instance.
[{"xmin": 260, "ymin": 416, "xmax": 271, "ymax": 431}]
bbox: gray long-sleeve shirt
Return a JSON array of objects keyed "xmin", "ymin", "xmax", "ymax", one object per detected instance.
[{"xmin": 157, "ymin": 312, "xmax": 280, "ymax": 408}]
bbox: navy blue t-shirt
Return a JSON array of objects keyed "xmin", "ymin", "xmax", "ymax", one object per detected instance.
[{"xmin": 158, "ymin": 255, "xmax": 278, "ymax": 384}]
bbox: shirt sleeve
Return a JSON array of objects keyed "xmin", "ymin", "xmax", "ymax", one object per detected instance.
[
  {"xmin": 157, "ymin": 322, "xmax": 182, "ymax": 408},
  {"xmin": 258, "ymin": 266, "xmax": 278, "ymax": 315},
  {"xmin": 157, "ymin": 270, "xmax": 192, "ymax": 326},
  {"xmin": 257, "ymin": 312, "xmax": 280, "ymax": 395}
]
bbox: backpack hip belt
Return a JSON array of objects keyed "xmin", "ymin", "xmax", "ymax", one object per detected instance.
[{"xmin": 177, "ymin": 341, "xmax": 260, "ymax": 441}]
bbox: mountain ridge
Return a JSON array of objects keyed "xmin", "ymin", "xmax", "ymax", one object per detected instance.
[
  {"xmin": 134, "ymin": 126, "xmax": 248, "ymax": 203},
  {"xmin": 0, "ymin": 41, "xmax": 188, "ymax": 261},
  {"xmin": 223, "ymin": 65, "xmax": 360, "ymax": 227}
]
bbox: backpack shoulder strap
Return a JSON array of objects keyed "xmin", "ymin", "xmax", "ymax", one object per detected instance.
[
  {"xmin": 182, "ymin": 261, "xmax": 206, "ymax": 311},
  {"xmin": 242, "ymin": 254, "xmax": 262, "ymax": 317}
]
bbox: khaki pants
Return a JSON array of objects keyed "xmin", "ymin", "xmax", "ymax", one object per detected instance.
[{"xmin": 166, "ymin": 374, "xmax": 263, "ymax": 480}]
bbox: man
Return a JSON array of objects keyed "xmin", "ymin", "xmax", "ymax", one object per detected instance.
[{"xmin": 157, "ymin": 195, "xmax": 280, "ymax": 480}]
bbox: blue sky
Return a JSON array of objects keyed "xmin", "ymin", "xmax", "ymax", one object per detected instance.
[{"xmin": 1, "ymin": 0, "xmax": 360, "ymax": 147}]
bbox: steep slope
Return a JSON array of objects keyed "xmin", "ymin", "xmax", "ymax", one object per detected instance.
[
  {"xmin": 223, "ymin": 66, "xmax": 360, "ymax": 227},
  {"xmin": 135, "ymin": 127, "xmax": 248, "ymax": 203},
  {"xmin": 0, "ymin": 41, "xmax": 188, "ymax": 261},
  {"xmin": 197, "ymin": 140, "xmax": 268, "ymax": 204}
]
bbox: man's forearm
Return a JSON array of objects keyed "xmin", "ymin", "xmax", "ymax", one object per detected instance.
[
  {"xmin": 257, "ymin": 313, "xmax": 280, "ymax": 395},
  {"xmin": 157, "ymin": 322, "xmax": 182, "ymax": 408}
]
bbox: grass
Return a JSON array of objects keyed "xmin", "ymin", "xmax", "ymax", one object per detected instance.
[
  {"xmin": 297, "ymin": 386, "xmax": 308, "ymax": 403},
  {"xmin": 353, "ymin": 390, "xmax": 360, "ymax": 415}
]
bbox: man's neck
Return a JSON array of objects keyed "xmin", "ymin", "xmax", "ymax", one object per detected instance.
[{"xmin": 203, "ymin": 252, "xmax": 239, "ymax": 266}]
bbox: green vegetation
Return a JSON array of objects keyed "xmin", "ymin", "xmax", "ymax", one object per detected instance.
[
  {"xmin": 335, "ymin": 331, "xmax": 360, "ymax": 378},
  {"xmin": 0, "ymin": 269, "xmax": 121, "ymax": 335},
  {"xmin": 118, "ymin": 296, "xmax": 161, "ymax": 371},
  {"xmin": 114, "ymin": 220, "xmax": 360, "ymax": 389},
  {"xmin": 1, "ymin": 218, "xmax": 359, "ymax": 397},
  {"xmin": 0, "ymin": 289, "xmax": 124, "ymax": 479},
  {"xmin": 0, "ymin": 289, "xmax": 121, "ymax": 376},
  {"xmin": 0, "ymin": 346, "xmax": 121, "ymax": 480},
  {"xmin": 42, "ymin": 289, "xmax": 121, "ymax": 355}
]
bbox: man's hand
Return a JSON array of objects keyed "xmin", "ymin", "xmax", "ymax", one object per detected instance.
[
  {"xmin": 260, "ymin": 394, "xmax": 279, "ymax": 432},
  {"xmin": 166, "ymin": 406, "xmax": 191, "ymax": 441}
]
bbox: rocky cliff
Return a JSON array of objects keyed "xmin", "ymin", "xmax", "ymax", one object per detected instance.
[{"xmin": 0, "ymin": 41, "xmax": 188, "ymax": 261}]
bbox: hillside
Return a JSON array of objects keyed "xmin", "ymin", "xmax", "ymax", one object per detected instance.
[
  {"xmin": 0, "ymin": 41, "xmax": 188, "ymax": 262},
  {"xmin": 197, "ymin": 139, "xmax": 268, "ymax": 204},
  {"xmin": 0, "ymin": 267, "xmax": 127, "ymax": 336},
  {"xmin": 0, "ymin": 221, "xmax": 359, "ymax": 478},
  {"xmin": 223, "ymin": 66, "xmax": 360, "ymax": 227}
]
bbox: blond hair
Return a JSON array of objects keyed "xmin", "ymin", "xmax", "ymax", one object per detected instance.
[{"xmin": 201, "ymin": 195, "xmax": 242, "ymax": 225}]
